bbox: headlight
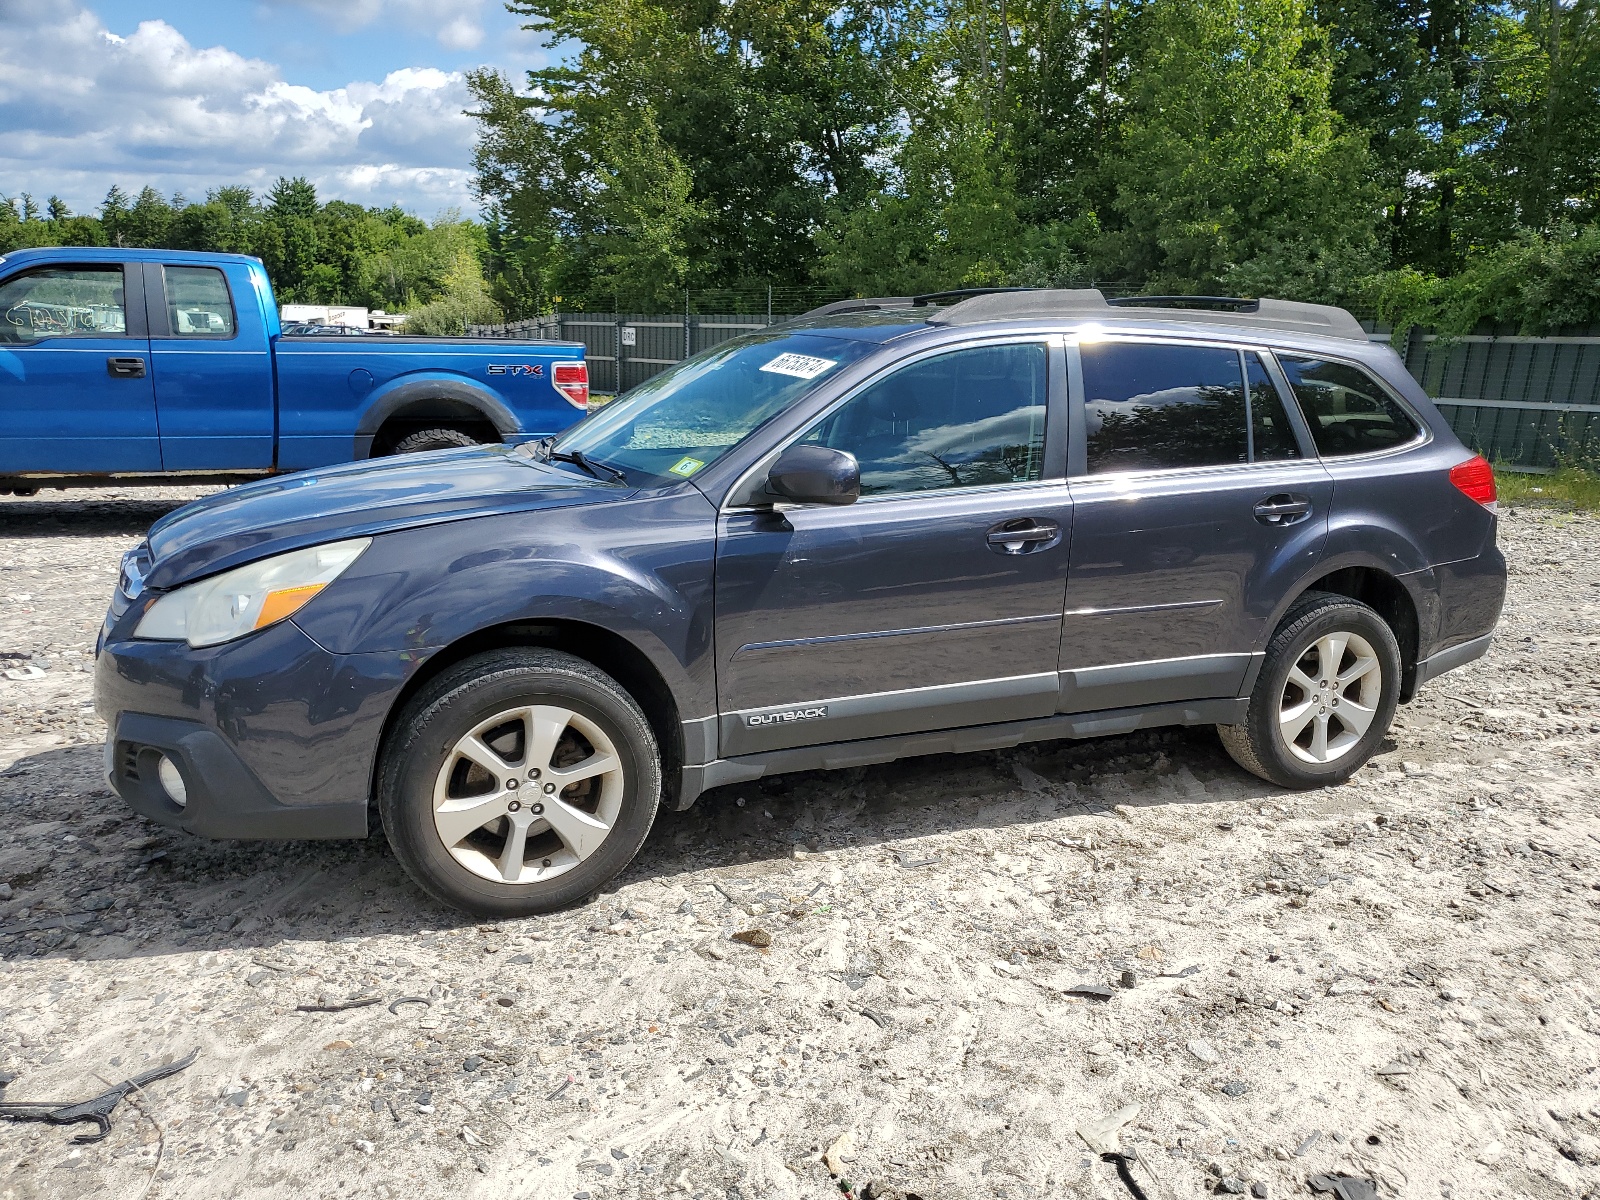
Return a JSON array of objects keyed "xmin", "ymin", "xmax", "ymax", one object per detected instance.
[{"xmin": 135, "ymin": 538, "xmax": 371, "ymax": 648}]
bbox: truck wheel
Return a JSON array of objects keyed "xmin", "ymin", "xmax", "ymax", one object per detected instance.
[
  {"xmin": 392, "ymin": 428, "xmax": 480, "ymax": 454},
  {"xmin": 1217, "ymin": 591, "xmax": 1401, "ymax": 789},
  {"xmin": 378, "ymin": 648, "xmax": 661, "ymax": 916}
]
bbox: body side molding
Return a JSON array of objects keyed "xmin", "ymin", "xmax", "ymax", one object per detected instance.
[{"xmin": 679, "ymin": 696, "xmax": 1250, "ymax": 809}]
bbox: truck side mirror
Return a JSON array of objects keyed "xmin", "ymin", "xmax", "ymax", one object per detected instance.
[{"xmin": 767, "ymin": 444, "xmax": 860, "ymax": 506}]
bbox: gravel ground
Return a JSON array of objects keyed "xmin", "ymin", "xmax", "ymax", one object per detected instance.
[{"xmin": 0, "ymin": 488, "xmax": 1598, "ymax": 1200}]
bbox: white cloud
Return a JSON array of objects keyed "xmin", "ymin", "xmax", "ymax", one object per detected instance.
[
  {"xmin": 0, "ymin": 0, "xmax": 481, "ymax": 216},
  {"xmin": 264, "ymin": 0, "xmax": 489, "ymax": 50}
]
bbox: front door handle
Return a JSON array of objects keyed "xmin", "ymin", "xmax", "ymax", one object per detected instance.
[
  {"xmin": 107, "ymin": 357, "xmax": 147, "ymax": 379},
  {"xmin": 986, "ymin": 518, "xmax": 1061, "ymax": 554},
  {"xmin": 1254, "ymin": 493, "xmax": 1312, "ymax": 526}
]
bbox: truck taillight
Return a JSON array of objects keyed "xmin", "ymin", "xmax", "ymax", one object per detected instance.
[
  {"xmin": 554, "ymin": 362, "xmax": 588, "ymax": 410},
  {"xmin": 1449, "ymin": 454, "xmax": 1498, "ymax": 510}
]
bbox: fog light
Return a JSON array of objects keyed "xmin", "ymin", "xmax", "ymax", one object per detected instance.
[{"xmin": 156, "ymin": 755, "xmax": 188, "ymax": 807}]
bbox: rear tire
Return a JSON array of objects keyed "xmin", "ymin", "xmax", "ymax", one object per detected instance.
[
  {"xmin": 378, "ymin": 648, "xmax": 661, "ymax": 916},
  {"xmin": 391, "ymin": 427, "xmax": 480, "ymax": 455},
  {"xmin": 1218, "ymin": 591, "xmax": 1400, "ymax": 789}
]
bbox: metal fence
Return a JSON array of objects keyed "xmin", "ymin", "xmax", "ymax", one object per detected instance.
[
  {"xmin": 1383, "ymin": 330, "xmax": 1600, "ymax": 470},
  {"xmin": 470, "ymin": 313, "xmax": 784, "ymax": 395},
  {"xmin": 474, "ymin": 313, "xmax": 1600, "ymax": 470}
]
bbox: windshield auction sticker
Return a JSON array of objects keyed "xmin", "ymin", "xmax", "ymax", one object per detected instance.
[
  {"xmin": 759, "ymin": 353, "xmax": 837, "ymax": 379},
  {"xmin": 668, "ymin": 456, "xmax": 706, "ymax": 477}
]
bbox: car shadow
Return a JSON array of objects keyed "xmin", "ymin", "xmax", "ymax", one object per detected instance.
[
  {"xmin": 0, "ymin": 724, "xmax": 1282, "ymax": 964},
  {"xmin": 0, "ymin": 494, "xmax": 208, "ymax": 538}
]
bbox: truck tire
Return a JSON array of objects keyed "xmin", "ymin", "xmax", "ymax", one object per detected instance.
[
  {"xmin": 378, "ymin": 648, "xmax": 661, "ymax": 917},
  {"xmin": 1217, "ymin": 591, "xmax": 1401, "ymax": 789},
  {"xmin": 392, "ymin": 427, "xmax": 480, "ymax": 455}
]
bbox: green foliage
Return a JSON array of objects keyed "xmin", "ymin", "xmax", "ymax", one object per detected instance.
[
  {"xmin": 1104, "ymin": 0, "xmax": 1380, "ymax": 299},
  {"xmin": 6, "ymin": 0, "xmax": 1600, "ymax": 329},
  {"xmin": 1495, "ymin": 465, "xmax": 1600, "ymax": 510},
  {"xmin": 1369, "ymin": 225, "xmax": 1600, "ymax": 336},
  {"xmin": 0, "ymin": 178, "xmax": 499, "ymax": 326}
]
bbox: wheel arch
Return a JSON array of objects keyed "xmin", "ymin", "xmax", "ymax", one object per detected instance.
[
  {"xmin": 1271, "ymin": 559, "xmax": 1425, "ymax": 702},
  {"xmin": 374, "ymin": 618, "xmax": 685, "ymax": 811},
  {"xmin": 355, "ymin": 377, "xmax": 516, "ymax": 458}
]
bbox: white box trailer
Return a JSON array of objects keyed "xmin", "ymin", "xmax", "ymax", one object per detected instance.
[{"xmin": 280, "ymin": 304, "xmax": 370, "ymax": 329}]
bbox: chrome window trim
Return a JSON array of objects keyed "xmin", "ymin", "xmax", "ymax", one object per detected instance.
[
  {"xmin": 1066, "ymin": 455, "xmax": 1331, "ymax": 487},
  {"xmin": 721, "ymin": 332, "xmax": 1063, "ymax": 513}
]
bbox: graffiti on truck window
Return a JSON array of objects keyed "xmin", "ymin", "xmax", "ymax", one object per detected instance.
[{"xmin": 4, "ymin": 302, "xmax": 126, "ymax": 337}]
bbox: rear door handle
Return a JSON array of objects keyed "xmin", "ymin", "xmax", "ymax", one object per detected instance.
[
  {"xmin": 986, "ymin": 518, "xmax": 1061, "ymax": 554},
  {"xmin": 1253, "ymin": 493, "xmax": 1312, "ymax": 525},
  {"xmin": 107, "ymin": 357, "xmax": 147, "ymax": 379}
]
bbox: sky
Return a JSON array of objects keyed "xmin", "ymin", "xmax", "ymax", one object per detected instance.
[{"xmin": 0, "ymin": 0, "xmax": 558, "ymax": 220}]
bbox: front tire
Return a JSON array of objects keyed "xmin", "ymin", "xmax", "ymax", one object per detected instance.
[
  {"xmin": 1218, "ymin": 592, "xmax": 1401, "ymax": 789},
  {"xmin": 378, "ymin": 648, "xmax": 661, "ymax": 916}
]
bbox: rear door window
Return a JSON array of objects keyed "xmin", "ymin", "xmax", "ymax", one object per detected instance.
[
  {"xmin": 803, "ymin": 342, "xmax": 1048, "ymax": 495},
  {"xmin": 164, "ymin": 266, "xmax": 235, "ymax": 338},
  {"xmin": 1277, "ymin": 356, "xmax": 1420, "ymax": 456},
  {"xmin": 1081, "ymin": 342, "xmax": 1249, "ymax": 473},
  {"xmin": 0, "ymin": 266, "xmax": 128, "ymax": 343}
]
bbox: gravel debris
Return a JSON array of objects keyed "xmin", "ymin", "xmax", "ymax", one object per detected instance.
[{"xmin": 1, "ymin": 489, "xmax": 1598, "ymax": 1198}]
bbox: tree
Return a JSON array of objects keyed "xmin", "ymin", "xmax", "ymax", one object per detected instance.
[
  {"xmin": 100, "ymin": 185, "xmax": 130, "ymax": 245},
  {"xmin": 1102, "ymin": 0, "xmax": 1381, "ymax": 299},
  {"xmin": 502, "ymin": 0, "xmax": 914, "ymax": 293},
  {"xmin": 46, "ymin": 196, "xmax": 70, "ymax": 221},
  {"xmin": 267, "ymin": 176, "xmax": 320, "ymax": 221},
  {"xmin": 565, "ymin": 104, "xmax": 702, "ymax": 309},
  {"xmin": 123, "ymin": 186, "xmax": 175, "ymax": 247}
]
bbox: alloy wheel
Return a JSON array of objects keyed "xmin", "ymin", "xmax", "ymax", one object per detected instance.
[
  {"xmin": 1277, "ymin": 631, "xmax": 1383, "ymax": 765},
  {"xmin": 432, "ymin": 704, "xmax": 625, "ymax": 884}
]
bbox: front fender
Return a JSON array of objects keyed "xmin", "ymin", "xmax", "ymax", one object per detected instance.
[{"xmin": 290, "ymin": 491, "xmax": 720, "ymax": 720}]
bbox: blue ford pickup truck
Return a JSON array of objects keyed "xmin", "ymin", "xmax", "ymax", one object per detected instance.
[{"xmin": 0, "ymin": 246, "xmax": 588, "ymax": 493}]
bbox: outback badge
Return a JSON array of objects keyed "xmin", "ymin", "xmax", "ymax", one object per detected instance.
[{"xmin": 746, "ymin": 705, "xmax": 829, "ymax": 728}]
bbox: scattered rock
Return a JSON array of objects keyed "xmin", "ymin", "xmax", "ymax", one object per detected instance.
[
  {"xmin": 1307, "ymin": 1174, "xmax": 1377, "ymax": 1200},
  {"xmin": 1187, "ymin": 1038, "xmax": 1220, "ymax": 1064}
]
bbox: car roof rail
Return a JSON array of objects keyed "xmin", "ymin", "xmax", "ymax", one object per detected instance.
[
  {"xmin": 796, "ymin": 297, "xmax": 916, "ymax": 319},
  {"xmin": 909, "ymin": 287, "xmax": 1035, "ymax": 306},
  {"xmin": 1105, "ymin": 295, "xmax": 1259, "ymax": 311},
  {"xmin": 925, "ymin": 288, "xmax": 1369, "ymax": 341}
]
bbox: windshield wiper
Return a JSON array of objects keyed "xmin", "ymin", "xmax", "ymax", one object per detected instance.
[{"xmin": 549, "ymin": 448, "xmax": 627, "ymax": 484}]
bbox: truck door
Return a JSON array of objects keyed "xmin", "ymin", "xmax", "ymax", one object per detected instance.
[
  {"xmin": 0, "ymin": 261, "xmax": 160, "ymax": 475},
  {"xmin": 146, "ymin": 262, "xmax": 274, "ymax": 470}
]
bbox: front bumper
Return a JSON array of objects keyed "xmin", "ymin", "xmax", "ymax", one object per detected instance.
[{"xmin": 96, "ymin": 619, "xmax": 432, "ymax": 840}]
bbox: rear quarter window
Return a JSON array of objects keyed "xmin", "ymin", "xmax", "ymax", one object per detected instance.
[{"xmin": 1278, "ymin": 356, "xmax": 1421, "ymax": 457}]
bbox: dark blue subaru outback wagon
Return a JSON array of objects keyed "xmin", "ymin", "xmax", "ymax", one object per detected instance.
[{"xmin": 95, "ymin": 290, "xmax": 1506, "ymax": 915}]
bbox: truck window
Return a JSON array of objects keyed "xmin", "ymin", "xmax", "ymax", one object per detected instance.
[
  {"xmin": 164, "ymin": 266, "xmax": 236, "ymax": 338},
  {"xmin": 0, "ymin": 266, "xmax": 128, "ymax": 344}
]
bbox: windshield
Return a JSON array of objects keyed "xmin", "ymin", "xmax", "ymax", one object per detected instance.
[{"xmin": 550, "ymin": 331, "xmax": 878, "ymax": 484}]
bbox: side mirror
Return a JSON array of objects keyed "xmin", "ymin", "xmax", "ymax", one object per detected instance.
[{"xmin": 767, "ymin": 444, "xmax": 860, "ymax": 506}]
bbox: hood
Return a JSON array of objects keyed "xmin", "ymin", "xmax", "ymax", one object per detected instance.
[{"xmin": 144, "ymin": 445, "xmax": 630, "ymax": 589}]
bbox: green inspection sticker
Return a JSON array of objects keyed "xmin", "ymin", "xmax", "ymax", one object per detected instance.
[{"xmin": 668, "ymin": 456, "xmax": 706, "ymax": 477}]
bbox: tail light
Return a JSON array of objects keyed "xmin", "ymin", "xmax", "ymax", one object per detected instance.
[
  {"xmin": 553, "ymin": 362, "xmax": 589, "ymax": 410},
  {"xmin": 1449, "ymin": 454, "xmax": 1497, "ymax": 510}
]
